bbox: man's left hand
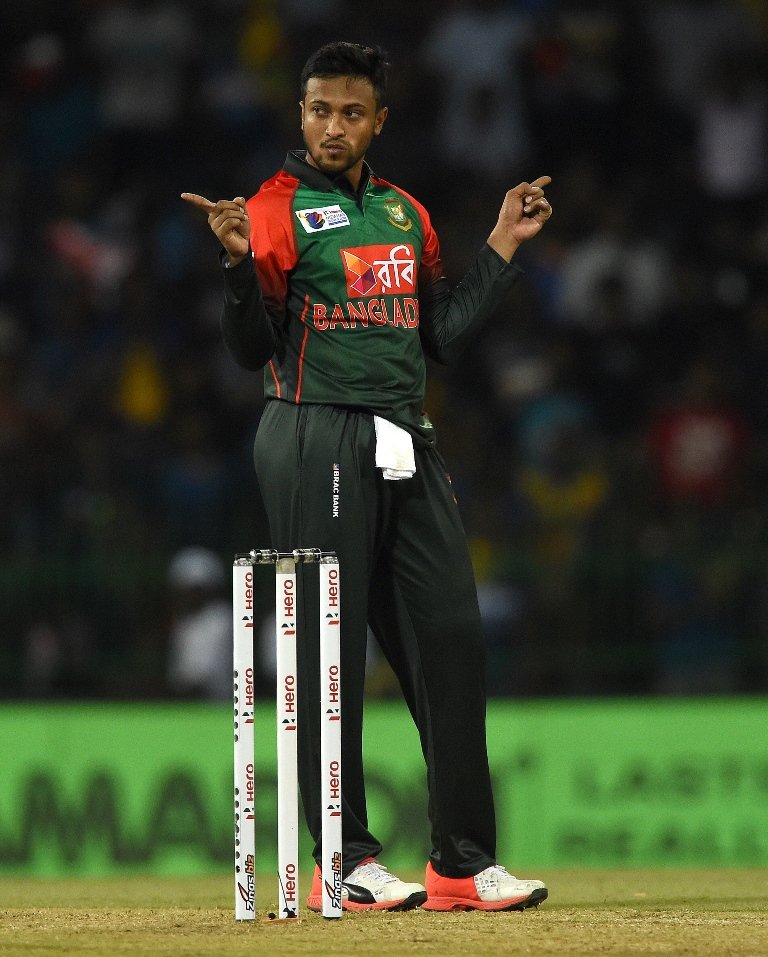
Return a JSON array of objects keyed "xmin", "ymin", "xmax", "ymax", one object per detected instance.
[{"xmin": 487, "ymin": 176, "xmax": 553, "ymax": 262}]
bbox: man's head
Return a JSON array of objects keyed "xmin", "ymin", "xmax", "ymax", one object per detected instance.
[
  {"xmin": 299, "ymin": 42, "xmax": 390, "ymax": 188},
  {"xmin": 300, "ymin": 42, "xmax": 390, "ymax": 110}
]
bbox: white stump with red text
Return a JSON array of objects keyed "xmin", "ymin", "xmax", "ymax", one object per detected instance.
[
  {"xmin": 275, "ymin": 556, "xmax": 299, "ymax": 918},
  {"xmin": 233, "ymin": 560, "xmax": 256, "ymax": 920},
  {"xmin": 319, "ymin": 556, "xmax": 342, "ymax": 918}
]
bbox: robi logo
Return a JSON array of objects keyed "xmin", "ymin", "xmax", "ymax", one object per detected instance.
[{"xmin": 340, "ymin": 244, "xmax": 416, "ymax": 297}]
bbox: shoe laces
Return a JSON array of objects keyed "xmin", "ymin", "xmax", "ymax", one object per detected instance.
[
  {"xmin": 475, "ymin": 864, "xmax": 516, "ymax": 890},
  {"xmin": 347, "ymin": 860, "xmax": 397, "ymax": 885}
]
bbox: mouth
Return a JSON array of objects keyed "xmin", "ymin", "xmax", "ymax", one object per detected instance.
[{"xmin": 321, "ymin": 143, "xmax": 347, "ymax": 157}]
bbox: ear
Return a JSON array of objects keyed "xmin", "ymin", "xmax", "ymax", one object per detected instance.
[
  {"xmin": 374, "ymin": 106, "xmax": 388, "ymax": 136},
  {"xmin": 299, "ymin": 99, "xmax": 305, "ymax": 130}
]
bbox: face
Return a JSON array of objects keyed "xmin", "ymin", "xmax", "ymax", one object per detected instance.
[{"xmin": 300, "ymin": 75, "xmax": 388, "ymax": 188}]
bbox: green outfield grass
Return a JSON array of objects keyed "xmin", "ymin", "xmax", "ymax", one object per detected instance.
[{"xmin": 1, "ymin": 869, "xmax": 767, "ymax": 957}]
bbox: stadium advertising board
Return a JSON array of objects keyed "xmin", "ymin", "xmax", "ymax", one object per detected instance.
[{"xmin": 0, "ymin": 700, "xmax": 766, "ymax": 874}]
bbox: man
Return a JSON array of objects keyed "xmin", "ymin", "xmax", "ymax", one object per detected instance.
[{"xmin": 183, "ymin": 41, "xmax": 552, "ymax": 913}]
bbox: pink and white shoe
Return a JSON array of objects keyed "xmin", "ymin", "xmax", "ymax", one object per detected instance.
[
  {"xmin": 422, "ymin": 861, "xmax": 548, "ymax": 911},
  {"xmin": 307, "ymin": 858, "xmax": 427, "ymax": 912}
]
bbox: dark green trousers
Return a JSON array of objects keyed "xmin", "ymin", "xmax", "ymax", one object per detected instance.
[{"xmin": 253, "ymin": 400, "xmax": 496, "ymax": 878}]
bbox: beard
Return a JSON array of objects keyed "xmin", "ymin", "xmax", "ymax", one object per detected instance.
[{"xmin": 304, "ymin": 134, "xmax": 372, "ymax": 181}]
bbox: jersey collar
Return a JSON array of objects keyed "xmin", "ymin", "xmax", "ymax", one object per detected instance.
[{"xmin": 284, "ymin": 150, "xmax": 371, "ymax": 204}]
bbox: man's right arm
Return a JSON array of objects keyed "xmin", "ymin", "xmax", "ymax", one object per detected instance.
[
  {"xmin": 181, "ymin": 191, "xmax": 278, "ymax": 371},
  {"xmin": 220, "ymin": 253, "xmax": 278, "ymax": 371}
]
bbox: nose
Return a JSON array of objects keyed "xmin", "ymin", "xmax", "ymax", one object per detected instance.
[{"xmin": 325, "ymin": 113, "xmax": 344, "ymax": 137}]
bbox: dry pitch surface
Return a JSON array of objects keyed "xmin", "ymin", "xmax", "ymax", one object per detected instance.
[{"xmin": 2, "ymin": 869, "xmax": 767, "ymax": 957}]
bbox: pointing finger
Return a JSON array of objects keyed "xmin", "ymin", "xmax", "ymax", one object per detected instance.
[{"xmin": 181, "ymin": 192, "xmax": 216, "ymax": 212}]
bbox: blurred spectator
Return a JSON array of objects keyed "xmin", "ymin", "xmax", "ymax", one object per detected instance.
[
  {"xmin": 644, "ymin": 0, "xmax": 753, "ymax": 116},
  {"xmin": 554, "ymin": 190, "xmax": 671, "ymax": 328},
  {"xmin": 166, "ymin": 546, "xmax": 231, "ymax": 699},
  {"xmin": 692, "ymin": 46, "xmax": 768, "ymax": 232},
  {"xmin": 87, "ymin": 0, "xmax": 199, "ymax": 186},
  {"xmin": 522, "ymin": 4, "xmax": 642, "ymax": 173},
  {"xmin": 507, "ymin": 365, "xmax": 611, "ymax": 694},
  {"xmin": 0, "ymin": 310, "xmax": 41, "ymax": 551},
  {"xmin": 646, "ymin": 359, "xmax": 749, "ymax": 510},
  {"xmin": 571, "ymin": 274, "xmax": 661, "ymax": 437},
  {"xmin": 15, "ymin": 32, "xmax": 100, "ymax": 185},
  {"xmin": 156, "ymin": 408, "xmax": 233, "ymax": 548},
  {"xmin": 23, "ymin": 604, "xmax": 99, "ymax": 697},
  {"xmin": 641, "ymin": 521, "xmax": 744, "ymax": 694},
  {"xmin": 639, "ymin": 357, "xmax": 750, "ymax": 684},
  {"xmin": 421, "ymin": 0, "xmax": 534, "ymax": 183},
  {"xmin": 743, "ymin": 292, "xmax": 768, "ymax": 433},
  {"xmin": 469, "ymin": 536, "xmax": 528, "ymax": 697}
]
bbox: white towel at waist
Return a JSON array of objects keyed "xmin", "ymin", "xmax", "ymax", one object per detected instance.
[{"xmin": 374, "ymin": 416, "xmax": 416, "ymax": 480}]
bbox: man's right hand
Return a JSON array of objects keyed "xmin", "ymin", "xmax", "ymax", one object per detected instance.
[{"xmin": 181, "ymin": 193, "xmax": 251, "ymax": 266}]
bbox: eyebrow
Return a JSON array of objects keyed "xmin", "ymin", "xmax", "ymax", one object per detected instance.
[{"xmin": 307, "ymin": 98, "xmax": 368, "ymax": 109}]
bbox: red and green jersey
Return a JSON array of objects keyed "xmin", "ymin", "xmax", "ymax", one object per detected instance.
[{"xmin": 222, "ymin": 151, "xmax": 522, "ymax": 441}]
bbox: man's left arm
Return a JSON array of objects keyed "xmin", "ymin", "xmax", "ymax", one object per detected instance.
[{"xmin": 419, "ymin": 177, "xmax": 552, "ymax": 364}]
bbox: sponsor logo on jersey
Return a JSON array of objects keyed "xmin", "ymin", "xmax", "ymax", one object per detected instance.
[
  {"xmin": 312, "ymin": 298, "xmax": 419, "ymax": 329},
  {"xmin": 296, "ymin": 205, "xmax": 351, "ymax": 232},
  {"xmin": 384, "ymin": 199, "xmax": 413, "ymax": 231},
  {"xmin": 332, "ymin": 462, "xmax": 340, "ymax": 518},
  {"xmin": 340, "ymin": 244, "xmax": 416, "ymax": 297}
]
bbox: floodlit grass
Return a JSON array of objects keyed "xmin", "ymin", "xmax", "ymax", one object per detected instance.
[{"xmin": 1, "ymin": 869, "xmax": 767, "ymax": 956}]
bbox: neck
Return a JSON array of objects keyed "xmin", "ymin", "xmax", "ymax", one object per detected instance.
[{"xmin": 304, "ymin": 152, "xmax": 364, "ymax": 192}]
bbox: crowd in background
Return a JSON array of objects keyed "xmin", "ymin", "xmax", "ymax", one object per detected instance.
[{"xmin": 2, "ymin": 0, "xmax": 768, "ymax": 699}]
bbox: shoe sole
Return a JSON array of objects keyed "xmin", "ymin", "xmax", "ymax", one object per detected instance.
[
  {"xmin": 306, "ymin": 890, "xmax": 427, "ymax": 912},
  {"xmin": 421, "ymin": 887, "xmax": 548, "ymax": 912}
]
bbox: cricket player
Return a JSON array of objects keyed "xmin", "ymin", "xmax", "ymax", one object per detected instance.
[{"xmin": 183, "ymin": 41, "xmax": 552, "ymax": 912}]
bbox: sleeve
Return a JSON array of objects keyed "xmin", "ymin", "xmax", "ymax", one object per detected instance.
[
  {"xmin": 219, "ymin": 180, "xmax": 299, "ymax": 372},
  {"xmin": 401, "ymin": 190, "xmax": 523, "ymax": 365},
  {"xmin": 419, "ymin": 243, "xmax": 524, "ymax": 365},
  {"xmin": 220, "ymin": 252, "xmax": 277, "ymax": 372}
]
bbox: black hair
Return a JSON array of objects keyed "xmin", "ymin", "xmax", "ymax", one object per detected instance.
[{"xmin": 300, "ymin": 42, "xmax": 390, "ymax": 108}]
